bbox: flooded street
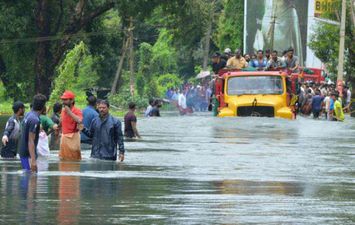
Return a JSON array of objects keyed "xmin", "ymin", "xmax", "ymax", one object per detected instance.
[{"xmin": 0, "ymin": 114, "xmax": 355, "ymax": 224}]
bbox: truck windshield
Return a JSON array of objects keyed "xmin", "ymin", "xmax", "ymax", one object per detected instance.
[{"xmin": 227, "ymin": 76, "xmax": 283, "ymax": 95}]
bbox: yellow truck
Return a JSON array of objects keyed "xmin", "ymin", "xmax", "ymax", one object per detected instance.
[{"xmin": 215, "ymin": 70, "xmax": 294, "ymax": 119}]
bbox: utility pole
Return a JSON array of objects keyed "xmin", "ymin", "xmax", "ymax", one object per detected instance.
[
  {"xmin": 269, "ymin": 2, "xmax": 278, "ymax": 51},
  {"xmin": 128, "ymin": 17, "xmax": 135, "ymax": 96},
  {"xmin": 337, "ymin": 0, "xmax": 347, "ymax": 97}
]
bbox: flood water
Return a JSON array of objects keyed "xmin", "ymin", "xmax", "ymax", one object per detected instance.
[{"xmin": 0, "ymin": 113, "xmax": 354, "ymax": 224}]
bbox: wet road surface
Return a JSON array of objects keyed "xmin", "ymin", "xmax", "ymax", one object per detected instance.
[{"xmin": 0, "ymin": 114, "xmax": 354, "ymax": 224}]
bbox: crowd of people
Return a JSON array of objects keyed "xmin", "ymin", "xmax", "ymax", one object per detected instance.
[
  {"xmin": 144, "ymin": 99, "xmax": 162, "ymax": 117},
  {"xmin": 162, "ymin": 83, "xmax": 212, "ymax": 115},
  {"xmin": 1, "ymin": 47, "xmax": 351, "ymax": 172},
  {"xmin": 143, "ymin": 46, "xmax": 305, "ymax": 117},
  {"xmin": 212, "ymin": 47, "xmax": 300, "ymax": 75},
  {"xmin": 0, "ymin": 91, "xmax": 144, "ymax": 172},
  {"xmin": 211, "ymin": 47, "xmax": 351, "ymax": 121},
  {"xmin": 298, "ymin": 82, "xmax": 350, "ymax": 121}
]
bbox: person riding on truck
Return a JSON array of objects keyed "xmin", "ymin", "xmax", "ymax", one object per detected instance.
[
  {"xmin": 250, "ymin": 50, "xmax": 267, "ymax": 71},
  {"xmin": 211, "ymin": 52, "xmax": 226, "ymax": 75},
  {"xmin": 226, "ymin": 49, "xmax": 248, "ymax": 70},
  {"xmin": 266, "ymin": 50, "xmax": 286, "ymax": 71},
  {"xmin": 285, "ymin": 48, "xmax": 299, "ymax": 73},
  {"xmin": 221, "ymin": 48, "xmax": 232, "ymax": 62}
]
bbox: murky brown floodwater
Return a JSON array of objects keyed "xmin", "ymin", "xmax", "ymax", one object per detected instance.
[{"xmin": 0, "ymin": 113, "xmax": 354, "ymax": 224}]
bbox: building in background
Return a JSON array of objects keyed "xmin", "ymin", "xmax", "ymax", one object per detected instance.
[{"xmin": 244, "ymin": 0, "xmax": 338, "ymax": 68}]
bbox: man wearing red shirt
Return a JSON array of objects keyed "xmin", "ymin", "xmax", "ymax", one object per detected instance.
[{"xmin": 59, "ymin": 91, "xmax": 83, "ymax": 161}]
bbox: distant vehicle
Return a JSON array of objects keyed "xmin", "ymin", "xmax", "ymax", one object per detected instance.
[
  {"xmin": 289, "ymin": 67, "xmax": 326, "ymax": 93},
  {"xmin": 215, "ymin": 69, "xmax": 295, "ymax": 119},
  {"xmin": 303, "ymin": 68, "xmax": 326, "ymax": 83}
]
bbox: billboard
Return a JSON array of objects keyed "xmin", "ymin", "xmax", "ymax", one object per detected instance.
[
  {"xmin": 244, "ymin": 0, "xmax": 309, "ymax": 66},
  {"xmin": 314, "ymin": 0, "xmax": 339, "ymax": 17}
]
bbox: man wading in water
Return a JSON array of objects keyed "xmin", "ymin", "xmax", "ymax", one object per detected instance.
[
  {"xmin": 1, "ymin": 101, "xmax": 26, "ymax": 158},
  {"xmin": 83, "ymin": 100, "xmax": 125, "ymax": 161},
  {"xmin": 59, "ymin": 91, "xmax": 83, "ymax": 161},
  {"xmin": 124, "ymin": 102, "xmax": 141, "ymax": 139},
  {"xmin": 19, "ymin": 94, "xmax": 47, "ymax": 172},
  {"xmin": 81, "ymin": 95, "xmax": 99, "ymax": 147}
]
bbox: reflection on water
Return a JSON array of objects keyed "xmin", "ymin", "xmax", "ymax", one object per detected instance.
[
  {"xmin": 58, "ymin": 162, "xmax": 80, "ymax": 225},
  {"xmin": 214, "ymin": 180, "xmax": 304, "ymax": 196},
  {"xmin": 19, "ymin": 173, "xmax": 37, "ymax": 223},
  {"xmin": 0, "ymin": 114, "xmax": 354, "ymax": 224}
]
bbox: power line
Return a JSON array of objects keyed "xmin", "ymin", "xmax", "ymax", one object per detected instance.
[{"xmin": 0, "ymin": 30, "xmax": 121, "ymax": 45}]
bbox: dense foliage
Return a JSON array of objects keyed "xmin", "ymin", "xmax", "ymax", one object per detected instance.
[
  {"xmin": 215, "ymin": 0, "xmax": 244, "ymax": 51},
  {"xmin": 309, "ymin": 1, "xmax": 355, "ymax": 81},
  {"xmin": 0, "ymin": 0, "xmax": 244, "ymax": 106},
  {"xmin": 49, "ymin": 41, "xmax": 98, "ymax": 107}
]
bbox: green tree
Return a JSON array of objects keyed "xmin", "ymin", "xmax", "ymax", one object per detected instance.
[
  {"xmin": 215, "ymin": 0, "xmax": 244, "ymax": 51},
  {"xmin": 309, "ymin": 3, "xmax": 355, "ymax": 81},
  {"xmin": 148, "ymin": 1, "xmax": 217, "ymax": 78},
  {"xmin": 156, "ymin": 73, "xmax": 183, "ymax": 95},
  {"xmin": 0, "ymin": 0, "xmax": 248, "ymax": 103},
  {"xmin": 49, "ymin": 41, "xmax": 98, "ymax": 106},
  {"xmin": 136, "ymin": 29, "xmax": 180, "ymax": 99},
  {"xmin": 0, "ymin": 1, "xmax": 115, "ymax": 98},
  {"xmin": 136, "ymin": 42, "xmax": 153, "ymax": 97},
  {"xmin": 151, "ymin": 29, "xmax": 178, "ymax": 75}
]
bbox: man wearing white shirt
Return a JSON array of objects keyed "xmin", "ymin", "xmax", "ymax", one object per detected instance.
[
  {"xmin": 178, "ymin": 91, "xmax": 187, "ymax": 110},
  {"xmin": 144, "ymin": 99, "xmax": 154, "ymax": 117}
]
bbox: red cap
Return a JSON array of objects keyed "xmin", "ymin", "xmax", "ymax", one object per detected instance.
[{"xmin": 60, "ymin": 90, "xmax": 75, "ymax": 99}]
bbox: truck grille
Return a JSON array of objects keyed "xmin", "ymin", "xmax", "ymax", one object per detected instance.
[{"xmin": 237, "ymin": 106, "xmax": 275, "ymax": 117}]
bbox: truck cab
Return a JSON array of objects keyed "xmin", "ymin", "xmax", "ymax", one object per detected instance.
[{"xmin": 216, "ymin": 70, "xmax": 294, "ymax": 119}]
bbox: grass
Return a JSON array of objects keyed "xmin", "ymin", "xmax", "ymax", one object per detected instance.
[
  {"xmin": 0, "ymin": 100, "xmax": 128, "ymax": 117},
  {"xmin": 0, "ymin": 101, "xmax": 22, "ymax": 115}
]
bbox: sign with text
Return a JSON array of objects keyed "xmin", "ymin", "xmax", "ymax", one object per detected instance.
[{"xmin": 314, "ymin": 0, "xmax": 339, "ymax": 17}]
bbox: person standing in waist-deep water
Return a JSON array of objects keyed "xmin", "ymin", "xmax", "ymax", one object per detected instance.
[
  {"xmin": 149, "ymin": 99, "xmax": 161, "ymax": 117},
  {"xmin": 1, "ymin": 101, "xmax": 26, "ymax": 158},
  {"xmin": 37, "ymin": 106, "xmax": 59, "ymax": 157},
  {"xmin": 49, "ymin": 102, "xmax": 62, "ymax": 150},
  {"xmin": 83, "ymin": 100, "xmax": 125, "ymax": 161},
  {"xmin": 124, "ymin": 102, "xmax": 141, "ymax": 139},
  {"xmin": 331, "ymin": 93, "xmax": 345, "ymax": 122},
  {"xmin": 81, "ymin": 95, "xmax": 99, "ymax": 145},
  {"xmin": 19, "ymin": 94, "xmax": 47, "ymax": 172},
  {"xmin": 311, "ymin": 90, "xmax": 325, "ymax": 119},
  {"xmin": 144, "ymin": 99, "xmax": 154, "ymax": 117},
  {"xmin": 59, "ymin": 91, "xmax": 83, "ymax": 161}
]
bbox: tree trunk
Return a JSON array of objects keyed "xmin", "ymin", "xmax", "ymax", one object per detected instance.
[
  {"xmin": 34, "ymin": 0, "xmax": 114, "ymax": 97},
  {"xmin": 111, "ymin": 37, "xmax": 129, "ymax": 95},
  {"xmin": 0, "ymin": 55, "xmax": 7, "ymax": 86},
  {"xmin": 128, "ymin": 17, "xmax": 135, "ymax": 96},
  {"xmin": 350, "ymin": 0, "xmax": 355, "ymax": 28},
  {"xmin": 202, "ymin": 11, "xmax": 213, "ymax": 71},
  {"xmin": 34, "ymin": 0, "xmax": 53, "ymax": 97}
]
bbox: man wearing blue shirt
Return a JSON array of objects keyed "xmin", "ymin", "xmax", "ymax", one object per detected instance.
[
  {"xmin": 250, "ymin": 50, "xmax": 267, "ymax": 71},
  {"xmin": 329, "ymin": 97, "xmax": 335, "ymax": 120},
  {"xmin": 81, "ymin": 95, "xmax": 99, "ymax": 145},
  {"xmin": 82, "ymin": 100, "xmax": 125, "ymax": 161},
  {"xmin": 311, "ymin": 90, "xmax": 324, "ymax": 119},
  {"xmin": 19, "ymin": 94, "xmax": 47, "ymax": 172}
]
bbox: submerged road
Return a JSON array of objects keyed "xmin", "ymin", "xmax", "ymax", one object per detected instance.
[{"xmin": 0, "ymin": 114, "xmax": 354, "ymax": 224}]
